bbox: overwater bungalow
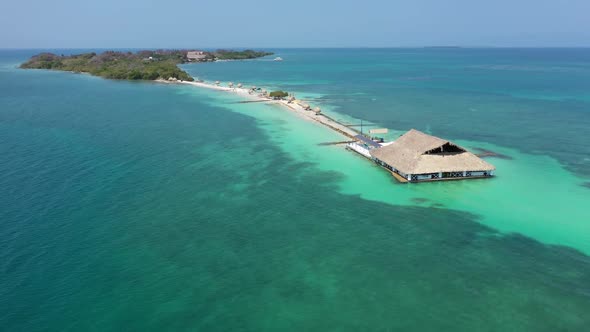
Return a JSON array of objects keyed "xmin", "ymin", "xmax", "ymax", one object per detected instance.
[{"xmin": 370, "ymin": 129, "xmax": 495, "ymax": 182}]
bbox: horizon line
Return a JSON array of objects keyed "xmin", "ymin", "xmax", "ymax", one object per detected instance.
[{"xmin": 2, "ymin": 45, "xmax": 590, "ymax": 50}]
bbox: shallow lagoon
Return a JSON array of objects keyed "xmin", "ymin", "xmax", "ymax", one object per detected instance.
[{"xmin": 190, "ymin": 84, "xmax": 590, "ymax": 255}]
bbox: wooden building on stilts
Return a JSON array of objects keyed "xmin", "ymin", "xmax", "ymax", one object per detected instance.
[{"xmin": 369, "ymin": 129, "xmax": 495, "ymax": 182}]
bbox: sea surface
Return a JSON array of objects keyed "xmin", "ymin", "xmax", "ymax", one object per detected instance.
[{"xmin": 1, "ymin": 48, "xmax": 589, "ymax": 331}]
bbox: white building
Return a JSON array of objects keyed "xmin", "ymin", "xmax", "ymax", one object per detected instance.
[{"xmin": 186, "ymin": 51, "xmax": 207, "ymax": 62}]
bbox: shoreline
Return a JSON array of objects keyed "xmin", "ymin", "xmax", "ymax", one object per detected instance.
[{"xmin": 155, "ymin": 79, "xmax": 361, "ymax": 139}]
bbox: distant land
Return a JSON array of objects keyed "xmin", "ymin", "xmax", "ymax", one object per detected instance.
[{"xmin": 20, "ymin": 49, "xmax": 273, "ymax": 81}]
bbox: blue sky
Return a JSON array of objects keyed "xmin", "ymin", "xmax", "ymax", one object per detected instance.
[{"xmin": 1, "ymin": 0, "xmax": 589, "ymax": 48}]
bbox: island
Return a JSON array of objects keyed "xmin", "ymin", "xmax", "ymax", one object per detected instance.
[{"xmin": 20, "ymin": 49, "xmax": 274, "ymax": 81}]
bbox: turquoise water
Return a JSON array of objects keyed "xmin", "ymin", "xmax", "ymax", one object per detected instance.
[
  {"xmin": 1, "ymin": 49, "xmax": 590, "ymax": 331},
  {"xmin": 183, "ymin": 48, "xmax": 590, "ymax": 177},
  {"xmin": 183, "ymin": 48, "xmax": 590, "ymax": 253}
]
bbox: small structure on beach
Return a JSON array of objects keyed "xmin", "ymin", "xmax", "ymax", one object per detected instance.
[
  {"xmin": 228, "ymin": 82, "xmax": 234, "ymax": 88},
  {"xmin": 296, "ymin": 100, "xmax": 311, "ymax": 110},
  {"xmin": 370, "ymin": 129, "xmax": 495, "ymax": 182},
  {"xmin": 237, "ymin": 83, "xmax": 243, "ymax": 88},
  {"xmin": 215, "ymin": 81, "xmax": 220, "ymax": 85},
  {"xmin": 313, "ymin": 107, "xmax": 322, "ymax": 114}
]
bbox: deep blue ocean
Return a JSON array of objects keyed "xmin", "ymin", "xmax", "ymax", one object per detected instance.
[{"xmin": 1, "ymin": 49, "xmax": 589, "ymax": 331}]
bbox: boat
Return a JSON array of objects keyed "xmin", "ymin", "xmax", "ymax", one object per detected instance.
[{"xmin": 273, "ymin": 57, "xmax": 283, "ymax": 61}]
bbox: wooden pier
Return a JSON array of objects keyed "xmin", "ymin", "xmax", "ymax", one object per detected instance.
[
  {"xmin": 318, "ymin": 140, "xmax": 355, "ymax": 146},
  {"xmin": 389, "ymin": 170, "xmax": 409, "ymax": 183}
]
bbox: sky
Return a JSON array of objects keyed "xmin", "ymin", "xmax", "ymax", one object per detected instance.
[{"xmin": 1, "ymin": 0, "xmax": 589, "ymax": 48}]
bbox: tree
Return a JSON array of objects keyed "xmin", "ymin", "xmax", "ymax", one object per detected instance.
[{"xmin": 269, "ymin": 90, "xmax": 289, "ymax": 99}]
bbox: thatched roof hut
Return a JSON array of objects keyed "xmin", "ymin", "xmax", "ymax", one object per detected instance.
[
  {"xmin": 228, "ymin": 82, "xmax": 234, "ymax": 88},
  {"xmin": 237, "ymin": 83, "xmax": 243, "ymax": 88},
  {"xmin": 313, "ymin": 107, "xmax": 321, "ymax": 114},
  {"xmin": 295, "ymin": 100, "xmax": 311, "ymax": 110},
  {"xmin": 370, "ymin": 129, "xmax": 495, "ymax": 181}
]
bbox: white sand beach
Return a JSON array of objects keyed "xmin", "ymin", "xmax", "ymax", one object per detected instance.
[{"xmin": 155, "ymin": 79, "xmax": 360, "ymax": 139}]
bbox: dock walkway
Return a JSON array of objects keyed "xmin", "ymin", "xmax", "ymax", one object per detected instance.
[{"xmin": 281, "ymin": 102, "xmax": 360, "ymax": 138}]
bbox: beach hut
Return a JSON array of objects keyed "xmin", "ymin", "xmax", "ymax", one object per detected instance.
[
  {"xmin": 237, "ymin": 83, "xmax": 243, "ymax": 88},
  {"xmin": 228, "ymin": 82, "xmax": 234, "ymax": 88},
  {"xmin": 215, "ymin": 81, "xmax": 220, "ymax": 85},
  {"xmin": 369, "ymin": 129, "xmax": 495, "ymax": 183},
  {"xmin": 313, "ymin": 107, "xmax": 321, "ymax": 114},
  {"xmin": 296, "ymin": 100, "xmax": 311, "ymax": 110}
]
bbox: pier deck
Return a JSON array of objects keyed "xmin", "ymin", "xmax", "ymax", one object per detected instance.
[
  {"xmin": 390, "ymin": 171, "xmax": 409, "ymax": 183},
  {"xmin": 282, "ymin": 103, "xmax": 360, "ymax": 138}
]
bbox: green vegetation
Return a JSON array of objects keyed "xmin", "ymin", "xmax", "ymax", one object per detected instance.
[
  {"xmin": 269, "ymin": 90, "xmax": 289, "ymax": 99},
  {"xmin": 21, "ymin": 51, "xmax": 194, "ymax": 81},
  {"xmin": 20, "ymin": 48, "xmax": 274, "ymax": 81},
  {"xmin": 213, "ymin": 49, "xmax": 274, "ymax": 60}
]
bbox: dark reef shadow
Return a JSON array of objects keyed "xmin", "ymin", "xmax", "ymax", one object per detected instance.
[
  {"xmin": 473, "ymin": 147, "xmax": 513, "ymax": 160},
  {"xmin": 411, "ymin": 197, "xmax": 430, "ymax": 204}
]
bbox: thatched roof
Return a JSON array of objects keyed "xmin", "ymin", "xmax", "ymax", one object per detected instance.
[
  {"xmin": 295, "ymin": 100, "xmax": 310, "ymax": 110},
  {"xmin": 370, "ymin": 129, "xmax": 495, "ymax": 174}
]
